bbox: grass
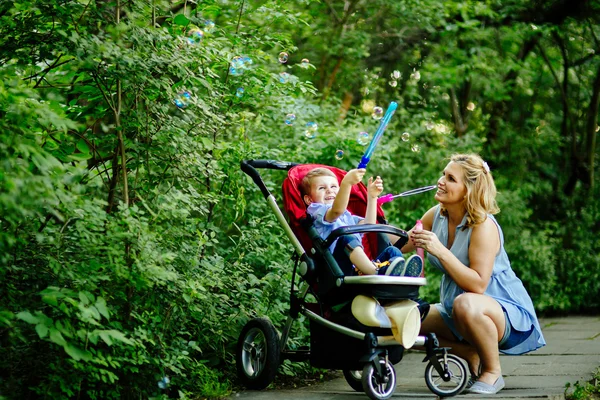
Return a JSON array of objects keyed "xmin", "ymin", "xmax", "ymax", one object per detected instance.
[{"xmin": 565, "ymin": 367, "xmax": 600, "ymax": 400}]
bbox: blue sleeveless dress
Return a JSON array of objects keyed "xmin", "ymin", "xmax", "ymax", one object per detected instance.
[{"xmin": 428, "ymin": 205, "xmax": 546, "ymax": 355}]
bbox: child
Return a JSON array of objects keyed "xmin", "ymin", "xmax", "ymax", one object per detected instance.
[{"xmin": 301, "ymin": 167, "xmax": 423, "ymax": 277}]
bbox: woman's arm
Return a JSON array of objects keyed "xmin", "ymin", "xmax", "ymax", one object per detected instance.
[{"xmin": 413, "ymin": 217, "xmax": 499, "ymax": 293}]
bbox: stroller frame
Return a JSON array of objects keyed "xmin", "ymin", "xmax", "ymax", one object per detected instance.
[{"xmin": 237, "ymin": 160, "xmax": 468, "ymax": 399}]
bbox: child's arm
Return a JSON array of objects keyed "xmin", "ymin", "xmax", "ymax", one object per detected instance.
[
  {"xmin": 361, "ymin": 176, "xmax": 383, "ymax": 224},
  {"xmin": 325, "ymin": 168, "xmax": 365, "ymax": 222}
]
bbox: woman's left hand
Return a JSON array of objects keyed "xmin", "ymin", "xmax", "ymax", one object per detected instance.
[{"xmin": 411, "ymin": 229, "xmax": 444, "ymax": 257}]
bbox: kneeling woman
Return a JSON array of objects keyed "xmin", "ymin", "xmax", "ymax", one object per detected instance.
[{"xmin": 404, "ymin": 153, "xmax": 545, "ymax": 395}]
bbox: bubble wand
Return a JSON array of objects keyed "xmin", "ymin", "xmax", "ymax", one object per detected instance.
[
  {"xmin": 357, "ymin": 101, "xmax": 398, "ymax": 169},
  {"xmin": 377, "ymin": 184, "xmax": 437, "ymax": 205}
]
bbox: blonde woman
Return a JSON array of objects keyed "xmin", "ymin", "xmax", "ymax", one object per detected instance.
[{"xmin": 403, "ymin": 154, "xmax": 545, "ymax": 395}]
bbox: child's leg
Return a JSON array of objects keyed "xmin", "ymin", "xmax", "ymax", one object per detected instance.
[
  {"xmin": 374, "ymin": 245, "xmax": 403, "ymax": 263},
  {"xmin": 349, "ymin": 247, "xmax": 378, "ymax": 275}
]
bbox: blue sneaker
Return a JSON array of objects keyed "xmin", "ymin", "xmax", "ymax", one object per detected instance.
[
  {"xmin": 402, "ymin": 255, "xmax": 423, "ymax": 277},
  {"xmin": 385, "ymin": 256, "xmax": 406, "ymax": 276}
]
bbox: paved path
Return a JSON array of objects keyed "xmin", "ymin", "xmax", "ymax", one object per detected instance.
[{"xmin": 229, "ymin": 316, "xmax": 600, "ymax": 399}]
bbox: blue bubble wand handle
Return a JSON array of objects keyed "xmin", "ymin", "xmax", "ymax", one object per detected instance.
[{"xmin": 358, "ymin": 101, "xmax": 398, "ymax": 169}]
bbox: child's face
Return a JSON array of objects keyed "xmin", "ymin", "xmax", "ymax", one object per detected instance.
[{"xmin": 304, "ymin": 175, "xmax": 339, "ymax": 205}]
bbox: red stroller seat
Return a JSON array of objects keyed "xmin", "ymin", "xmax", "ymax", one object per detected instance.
[{"xmin": 282, "ymin": 163, "xmax": 387, "ymax": 260}]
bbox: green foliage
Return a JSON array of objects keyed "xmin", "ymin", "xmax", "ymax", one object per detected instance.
[
  {"xmin": 1, "ymin": 0, "xmax": 599, "ymax": 397},
  {"xmin": 565, "ymin": 368, "xmax": 600, "ymax": 400}
]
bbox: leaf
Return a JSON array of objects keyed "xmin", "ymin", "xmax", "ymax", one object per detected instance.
[
  {"xmin": 98, "ymin": 329, "xmax": 134, "ymax": 346},
  {"xmin": 95, "ymin": 297, "xmax": 110, "ymax": 320},
  {"xmin": 98, "ymin": 331, "xmax": 113, "ymax": 346},
  {"xmin": 49, "ymin": 328, "xmax": 67, "ymax": 347},
  {"xmin": 76, "ymin": 139, "xmax": 90, "ymax": 154},
  {"xmin": 42, "ymin": 295, "xmax": 59, "ymax": 307},
  {"xmin": 35, "ymin": 323, "xmax": 49, "ymax": 338},
  {"xmin": 16, "ymin": 311, "xmax": 39, "ymax": 325},
  {"xmin": 68, "ymin": 152, "xmax": 92, "ymax": 161},
  {"xmin": 174, "ymin": 14, "xmax": 190, "ymax": 26},
  {"xmin": 63, "ymin": 342, "xmax": 92, "ymax": 361}
]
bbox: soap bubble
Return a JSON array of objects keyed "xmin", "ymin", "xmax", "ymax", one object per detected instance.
[
  {"xmin": 203, "ymin": 20, "xmax": 216, "ymax": 33},
  {"xmin": 401, "ymin": 132, "xmax": 410, "ymax": 142},
  {"xmin": 187, "ymin": 28, "xmax": 204, "ymax": 45},
  {"xmin": 411, "ymin": 144, "xmax": 421, "ymax": 152},
  {"xmin": 279, "ymin": 72, "xmax": 290, "ymax": 83},
  {"xmin": 361, "ymin": 100, "xmax": 375, "ymax": 113},
  {"xmin": 305, "ymin": 121, "xmax": 318, "ymax": 132},
  {"xmin": 236, "ymin": 87, "xmax": 244, "ymax": 98},
  {"xmin": 304, "ymin": 130, "xmax": 316, "ymax": 139},
  {"xmin": 303, "ymin": 122, "xmax": 318, "ymax": 138},
  {"xmin": 158, "ymin": 376, "xmax": 170, "ymax": 390},
  {"xmin": 389, "ymin": 80, "xmax": 398, "ymax": 87},
  {"xmin": 301, "ymin": 58, "xmax": 310, "ymax": 68},
  {"xmin": 372, "ymin": 106, "xmax": 383, "ymax": 120},
  {"xmin": 335, "ymin": 149, "xmax": 344, "ymax": 160},
  {"xmin": 284, "ymin": 113, "xmax": 296, "ymax": 126},
  {"xmin": 466, "ymin": 102, "xmax": 475, "ymax": 111},
  {"xmin": 173, "ymin": 91, "xmax": 192, "ymax": 108},
  {"xmin": 230, "ymin": 56, "xmax": 251, "ymax": 76},
  {"xmin": 392, "ymin": 70, "xmax": 401, "ymax": 79},
  {"xmin": 231, "ymin": 56, "xmax": 244, "ymax": 69},
  {"xmin": 278, "ymin": 52, "xmax": 289, "ymax": 63},
  {"xmin": 357, "ymin": 131, "xmax": 370, "ymax": 145}
]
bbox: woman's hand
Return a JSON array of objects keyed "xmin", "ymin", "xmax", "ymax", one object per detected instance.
[
  {"xmin": 411, "ymin": 229, "xmax": 444, "ymax": 257},
  {"xmin": 367, "ymin": 176, "xmax": 383, "ymax": 199}
]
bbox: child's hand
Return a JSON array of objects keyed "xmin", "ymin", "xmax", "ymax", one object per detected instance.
[
  {"xmin": 368, "ymin": 176, "xmax": 384, "ymax": 198},
  {"xmin": 342, "ymin": 168, "xmax": 366, "ymax": 186}
]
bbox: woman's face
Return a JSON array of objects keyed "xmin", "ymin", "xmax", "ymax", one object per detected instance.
[{"xmin": 435, "ymin": 161, "xmax": 468, "ymax": 206}]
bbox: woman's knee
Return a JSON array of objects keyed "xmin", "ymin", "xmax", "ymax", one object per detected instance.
[{"xmin": 452, "ymin": 293, "xmax": 481, "ymax": 321}]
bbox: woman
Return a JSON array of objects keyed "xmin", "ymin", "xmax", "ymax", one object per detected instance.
[{"xmin": 403, "ymin": 153, "xmax": 545, "ymax": 395}]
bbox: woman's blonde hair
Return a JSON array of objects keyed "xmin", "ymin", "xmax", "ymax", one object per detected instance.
[{"xmin": 441, "ymin": 153, "xmax": 500, "ymax": 228}]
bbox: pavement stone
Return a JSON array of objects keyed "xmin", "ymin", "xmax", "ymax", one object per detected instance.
[{"xmin": 230, "ymin": 316, "xmax": 600, "ymax": 399}]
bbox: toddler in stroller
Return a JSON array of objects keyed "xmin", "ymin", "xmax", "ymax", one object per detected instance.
[{"xmin": 236, "ymin": 160, "xmax": 469, "ymax": 399}]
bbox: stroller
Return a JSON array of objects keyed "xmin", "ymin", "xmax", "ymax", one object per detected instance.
[{"xmin": 236, "ymin": 160, "xmax": 468, "ymax": 399}]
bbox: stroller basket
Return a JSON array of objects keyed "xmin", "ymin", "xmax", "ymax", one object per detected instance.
[{"xmin": 236, "ymin": 159, "xmax": 469, "ymax": 399}]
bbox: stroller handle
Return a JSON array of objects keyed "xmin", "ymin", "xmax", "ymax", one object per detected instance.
[
  {"xmin": 323, "ymin": 224, "xmax": 408, "ymax": 250},
  {"xmin": 241, "ymin": 159, "xmax": 299, "ymax": 198}
]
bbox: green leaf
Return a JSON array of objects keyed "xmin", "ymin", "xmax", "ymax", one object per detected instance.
[
  {"xmin": 174, "ymin": 14, "xmax": 190, "ymax": 26},
  {"xmin": 76, "ymin": 139, "xmax": 90, "ymax": 154},
  {"xmin": 16, "ymin": 311, "xmax": 39, "ymax": 325},
  {"xmin": 49, "ymin": 328, "xmax": 67, "ymax": 346},
  {"xmin": 95, "ymin": 297, "xmax": 110, "ymax": 320},
  {"xmin": 98, "ymin": 329, "xmax": 134, "ymax": 346},
  {"xmin": 35, "ymin": 323, "xmax": 49, "ymax": 338},
  {"xmin": 63, "ymin": 342, "xmax": 92, "ymax": 361}
]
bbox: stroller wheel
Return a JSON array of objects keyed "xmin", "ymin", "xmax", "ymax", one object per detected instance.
[
  {"xmin": 361, "ymin": 359, "xmax": 396, "ymax": 400},
  {"xmin": 236, "ymin": 317, "xmax": 280, "ymax": 390},
  {"xmin": 342, "ymin": 369, "xmax": 363, "ymax": 392},
  {"xmin": 424, "ymin": 353, "xmax": 468, "ymax": 397}
]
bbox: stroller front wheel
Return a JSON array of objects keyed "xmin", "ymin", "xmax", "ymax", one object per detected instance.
[
  {"xmin": 236, "ymin": 317, "xmax": 280, "ymax": 390},
  {"xmin": 361, "ymin": 358, "xmax": 396, "ymax": 400},
  {"xmin": 424, "ymin": 353, "xmax": 468, "ymax": 397}
]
